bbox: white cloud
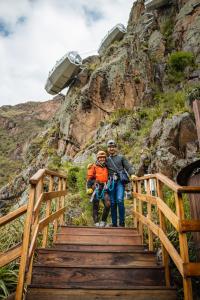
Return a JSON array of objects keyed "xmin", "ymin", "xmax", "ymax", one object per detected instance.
[{"xmin": 0, "ymin": 0, "xmax": 134, "ymax": 106}]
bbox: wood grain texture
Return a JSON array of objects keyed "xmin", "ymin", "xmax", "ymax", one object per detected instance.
[
  {"xmin": 53, "ymin": 244, "xmax": 146, "ymax": 252},
  {"xmin": 36, "ymin": 249, "xmax": 157, "ymax": 267},
  {"xmin": 31, "ymin": 265, "xmax": 165, "ymax": 288},
  {"xmin": 60, "ymin": 226, "xmax": 138, "ymax": 236},
  {"xmin": 26, "ymin": 288, "xmax": 177, "ymax": 300},
  {"xmin": 55, "ymin": 234, "xmax": 142, "ymax": 245}
]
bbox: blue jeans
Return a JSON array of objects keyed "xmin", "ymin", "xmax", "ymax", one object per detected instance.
[{"xmin": 108, "ymin": 180, "xmax": 125, "ymax": 226}]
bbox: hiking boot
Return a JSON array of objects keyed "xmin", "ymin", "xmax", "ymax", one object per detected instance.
[
  {"xmin": 112, "ymin": 224, "xmax": 118, "ymax": 227},
  {"xmin": 119, "ymin": 223, "xmax": 125, "ymax": 228},
  {"xmin": 99, "ymin": 221, "xmax": 106, "ymax": 227}
]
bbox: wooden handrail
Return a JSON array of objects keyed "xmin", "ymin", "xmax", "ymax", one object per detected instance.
[
  {"xmin": 132, "ymin": 174, "xmax": 200, "ymax": 300},
  {"xmin": 0, "ymin": 168, "xmax": 68, "ymax": 300},
  {"xmin": 0, "ymin": 205, "xmax": 27, "ymax": 227},
  {"xmin": 30, "ymin": 168, "xmax": 66, "ymax": 184}
]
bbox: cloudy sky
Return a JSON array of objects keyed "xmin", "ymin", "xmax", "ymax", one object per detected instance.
[{"xmin": 0, "ymin": 0, "xmax": 134, "ymax": 106}]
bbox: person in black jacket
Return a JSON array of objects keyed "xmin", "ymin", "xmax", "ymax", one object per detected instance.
[{"xmin": 106, "ymin": 140, "xmax": 136, "ymax": 227}]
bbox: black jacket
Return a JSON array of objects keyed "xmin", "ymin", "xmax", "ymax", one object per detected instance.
[{"xmin": 106, "ymin": 154, "xmax": 134, "ymax": 177}]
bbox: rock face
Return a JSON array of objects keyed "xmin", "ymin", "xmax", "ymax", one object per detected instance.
[
  {"xmin": 0, "ymin": 97, "xmax": 62, "ymax": 188},
  {"xmin": 137, "ymin": 112, "xmax": 198, "ymax": 178}
]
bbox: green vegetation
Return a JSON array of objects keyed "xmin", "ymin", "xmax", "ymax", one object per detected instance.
[
  {"xmin": 160, "ymin": 17, "xmax": 174, "ymax": 52},
  {"xmin": 167, "ymin": 51, "xmax": 195, "ymax": 83},
  {"xmin": 0, "ymin": 264, "xmax": 18, "ymax": 299}
]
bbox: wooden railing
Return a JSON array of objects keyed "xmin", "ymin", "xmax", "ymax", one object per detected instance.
[
  {"xmin": 132, "ymin": 173, "xmax": 200, "ymax": 300},
  {"xmin": 0, "ymin": 169, "xmax": 67, "ymax": 300}
]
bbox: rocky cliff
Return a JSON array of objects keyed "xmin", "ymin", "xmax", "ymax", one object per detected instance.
[{"xmin": 0, "ymin": 0, "xmax": 200, "ymax": 212}]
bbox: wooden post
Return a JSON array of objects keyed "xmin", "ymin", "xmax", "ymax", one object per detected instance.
[
  {"xmin": 138, "ymin": 181, "xmax": 143, "ymax": 244},
  {"xmin": 53, "ymin": 177, "xmax": 62, "ymax": 242},
  {"xmin": 157, "ymin": 180, "xmax": 170, "ymax": 287},
  {"xmin": 146, "ymin": 180, "xmax": 153, "ymax": 251},
  {"xmin": 60, "ymin": 178, "xmax": 66, "ymax": 225},
  {"xmin": 175, "ymin": 192, "xmax": 193, "ymax": 300},
  {"xmin": 15, "ymin": 185, "xmax": 36, "ymax": 300},
  {"xmin": 42, "ymin": 176, "xmax": 54, "ymax": 248},
  {"xmin": 26, "ymin": 178, "xmax": 43, "ymax": 285},
  {"xmin": 133, "ymin": 180, "xmax": 138, "ymax": 228}
]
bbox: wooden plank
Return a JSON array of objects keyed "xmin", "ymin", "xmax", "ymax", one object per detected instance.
[
  {"xmin": 0, "ymin": 244, "xmax": 22, "ymax": 267},
  {"xmin": 15, "ymin": 185, "xmax": 36, "ymax": 300},
  {"xmin": 156, "ymin": 173, "xmax": 180, "ymax": 193},
  {"xmin": 42, "ymin": 175, "xmax": 53, "ymax": 248},
  {"xmin": 178, "ymin": 186, "xmax": 200, "ymax": 193},
  {"xmin": 134, "ymin": 211, "xmax": 184, "ymax": 276},
  {"xmin": 180, "ymin": 220, "xmax": 200, "ymax": 232},
  {"xmin": 133, "ymin": 192, "xmax": 157, "ymax": 205},
  {"xmin": 174, "ymin": 193, "xmax": 193, "ymax": 299},
  {"xmin": 60, "ymin": 227, "xmax": 139, "ymax": 236},
  {"xmin": 39, "ymin": 207, "xmax": 67, "ymax": 231},
  {"xmin": 36, "ymin": 250, "xmax": 157, "ymax": 267},
  {"xmin": 183, "ymin": 262, "xmax": 200, "ymax": 277},
  {"xmin": 0, "ymin": 205, "xmax": 27, "ymax": 227},
  {"xmin": 156, "ymin": 197, "xmax": 179, "ymax": 231},
  {"xmin": 53, "ymin": 244, "xmax": 146, "ymax": 252},
  {"xmin": 30, "ymin": 169, "xmax": 46, "ymax": 184},
  {"xmin": 43, "ymin": 190, "xmax": 67, "ymax": 201},
  {"xmin": 157, "ymin": 180, "xmax": 170, "ymax": 287},
  {"xmin": 33, "ymin": 193, "xmax": 44, "ymax": 217},
  {"xmin": 56, "ymin": 233, "xmax": 142, "ymax": 245},
  {"xmin": 30, "ymin": 169, "xmax": 66, "ymax": 184},
  {"xmin": 146, "ymin": 180, "xmax": 153, "ymax": 252},
  {"xmin": 31, "ymin": 266, "xmax": 165, "ymax": 288},
  {"xmin": 26, "ymin": 288, "xmax": 177, "ymax": 300}
]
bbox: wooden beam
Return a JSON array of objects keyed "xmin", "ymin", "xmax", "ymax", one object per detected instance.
[
  {"xmin": 15, "ymin": 185, "xmax": 36, "ymax": 300},
  {"xmin": 0, "ymin": 244, "xmax": 22, "ymax": 267},
  {"xmin": 156, "ymin": 197, "xmax": 179, "ymax": 231},
  {"xmin": 184, "ymin": 263, "xmax": 200, "ymax": 277},
  {"xmin": 39, "ymin": 206, "xmax": 67, "ymax": 232},
  {"xmin": 180, "ymin": 220, "xmax": 200, "ymax": 232},
  {"xmin": 134, "ymin": 210, "xmax": 184, "ymax": 276},
  {"xmin": 43, "ymin": 190, "xmax": 67, "ymax": 201},
  {"xmin": 30, "ymin": 168, "xmax": 66, "ymax": 185},
  {"xmin": 0, "ymin": 205, "xmax": 27, "ymax": 227},
  {"xmin": 132, "ymin": 192, "xmax": 157, "ymax": 205}
]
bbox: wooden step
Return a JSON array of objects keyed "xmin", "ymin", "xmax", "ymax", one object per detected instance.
[
  {"xmin": 31, "ymin": 265, "xmax": 165, "ymax": 288},
  {"xmin": 55, "ymin": 233, "xmax": 142, "ymax": 245},
  {"xmin": 53, "ymin": 243, "xmax": 147, "ymax": 252},
  {"xmin": 26, "ymin": 287, "xmax": 177, "ymax": 300},
  {"xmin": 36, "ymin": 249, "xmax": 158, "ymax": 267},
  {"xmin": 59, "ymin": 226, "xmax": 138, "ymax": 236}
]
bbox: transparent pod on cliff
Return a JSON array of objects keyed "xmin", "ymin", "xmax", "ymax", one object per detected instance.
[
  {"xmin": 98, "ymin": 23, "xmax": 127, "ymax": 56},
  {"xmin": 45, "ymin": 51, "xmax": 82, "ymax": 95}
]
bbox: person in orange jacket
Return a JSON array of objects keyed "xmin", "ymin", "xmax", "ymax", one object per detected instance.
[{"xmin": 87, "ymin": 151, "xmax": 110, "ymax": 227}]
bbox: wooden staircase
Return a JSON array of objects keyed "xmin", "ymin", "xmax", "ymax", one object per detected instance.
[{"xmin": 26, "ymin": 226, "xmax": 177, "ymax": 300}]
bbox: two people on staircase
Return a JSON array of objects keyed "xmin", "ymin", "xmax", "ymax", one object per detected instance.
[{"xmin": 87, "ymin": 139, "xmax": 136, "ymax": 227}]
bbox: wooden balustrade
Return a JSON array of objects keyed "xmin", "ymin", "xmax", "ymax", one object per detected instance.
[
  {"xmin": 0, "ymin": 168, "xmax": 67, "ymax": 300},
  {"xmin": 0, "ymin": 169, "xmax": 199, "ymax": 300},
  {"xmin": 132, "ymin": 174, "xmax": 200, "ymax": 300}
]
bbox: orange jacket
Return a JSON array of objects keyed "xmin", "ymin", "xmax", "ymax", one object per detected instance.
[{"xmin": 87, "ymin": 164, "xmax": 108, "ymax": 183}]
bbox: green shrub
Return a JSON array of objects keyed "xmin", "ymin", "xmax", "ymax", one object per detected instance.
[
  {"xmin": 0, "ymin": 264, "xmax": 18, "ymax": 299},
  {"xmin": 168, "ymin": 51, "xmax": 195, "ymax": 72},
  {"xmin": 67, "ymin": 166, "xmax": 81, "ymax": 192}
]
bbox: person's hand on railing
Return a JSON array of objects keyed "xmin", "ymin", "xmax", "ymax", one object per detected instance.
[{"xmin": 131, "ymin": 175, "xmax": 137, "ymax": 180}]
